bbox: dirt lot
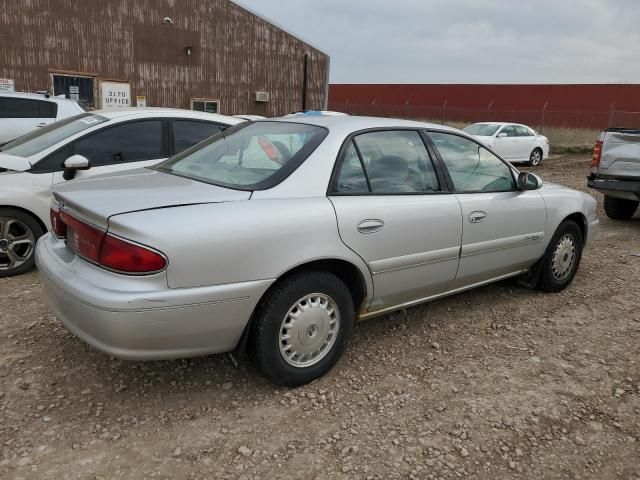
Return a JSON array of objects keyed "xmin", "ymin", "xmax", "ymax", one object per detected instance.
[{"xmin": 1, "ymin": 154, "xmax": 639, "ymax": 480}]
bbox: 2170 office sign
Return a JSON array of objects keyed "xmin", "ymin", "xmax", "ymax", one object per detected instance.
[{"xmin": 101, "ymin": 81, "xmax": 131, "ymax": 108}]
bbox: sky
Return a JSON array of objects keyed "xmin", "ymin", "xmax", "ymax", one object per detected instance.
[{"xmin": 234, "ymin": 0, "xmax": 640, "ymax": 84}]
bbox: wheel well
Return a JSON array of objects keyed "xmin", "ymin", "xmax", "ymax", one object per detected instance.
[
  {"xmin": 0, "ymin": 205, "xmax": 47, "ymax": 234},
  {"xmin": 234, "ymin": 259, "xmax": 368, "ymax": 356},
  {"xmin": 564, "ymin": 212, "xmax": 587, "ymax": 246},
  {"xmin": 275, "ymin": 259, "xmax": 368, "ymax": 311}
]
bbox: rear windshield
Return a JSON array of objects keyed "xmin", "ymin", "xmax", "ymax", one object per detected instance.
[
  {"xmin": 155, "ymin": 121, "xmax": 328, "ymax": 190},
  {"xmin": 0, "ymin": 113, "xmax": 109, "ymax": 157},
  {"xmin": 463, "ymin": 124, "xmax": 500, "ymax": 136}
]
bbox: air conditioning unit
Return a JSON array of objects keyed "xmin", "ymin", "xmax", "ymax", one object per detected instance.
[{"xmin": 255, "ymin": 91, "xmax": 270, "ymax": 103}]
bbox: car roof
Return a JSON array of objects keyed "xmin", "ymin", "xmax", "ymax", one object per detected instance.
[
  {"xmin": 0, "ymin": 92, "xmax": 79, "ymax": 104},
  {"xmin": 267, "ymin": 114, "xmax": 459, "ymax": 134},
  {"xmin": 470, "ymin": 121, "xmax": 531, "ymax": 128},
  {"xmin": 92, "ymin": 107, "xmax": 244, "ymax": 124}
]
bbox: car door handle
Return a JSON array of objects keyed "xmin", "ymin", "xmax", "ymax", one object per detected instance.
[
  {"xmin": 468, "ymin": 211, "xmax": 487, "ymax": 223},
  {"xmin": 357, "ymin": 219, "xmax": 385, "ymax": 234},
  {"xmin": 36, "ymin": 123, "xmax": 47, "ymax": 128}
]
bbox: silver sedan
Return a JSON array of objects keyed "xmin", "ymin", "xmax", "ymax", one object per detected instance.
[{"xmin": 36, "ymin": 115, "xmax": 599, "ymax": 386}]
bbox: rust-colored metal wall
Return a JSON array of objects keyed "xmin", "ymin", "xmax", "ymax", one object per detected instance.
[
  {"xmin": 0, "ymin": 0, "xmax": 329, "ymax": 116},
  {"xmin": 330, "ymin": 84, "xmax": 640, "ymax": 129}
]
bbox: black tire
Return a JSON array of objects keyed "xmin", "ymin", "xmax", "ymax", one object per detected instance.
[
  {"xmin": 0, "ymin": 208, "xmax": 44, "ymax": 278},
  {"xmin": 538, "ymin": 220, "xmax": 583, "ymax": 293},
  {"xmin": 603, "ymin": 195, "xmax": 639, "ymax": 220},
  {"xmin": 528, "ymin": 148, "xmax": 543, "ymax": 166},
  {"xmin": 250, "ymin": 270, "xmax": 355, "ymax": 387}
]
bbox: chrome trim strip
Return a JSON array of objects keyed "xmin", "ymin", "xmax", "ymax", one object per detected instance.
[
  {"xmin": 369, "ymin": 246, "xmax": 460, "ymax": 275},
  {"xmin": 461, "ymin": 232, "xmax": 544, "ymax": 258}
]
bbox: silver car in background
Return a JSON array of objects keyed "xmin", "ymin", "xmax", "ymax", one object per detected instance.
[{"xmin": 36, "ymin": 116, "xmax": 598, "ymax": 386}]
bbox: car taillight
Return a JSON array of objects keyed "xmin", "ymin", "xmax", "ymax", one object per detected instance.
[
  {"xmin": 57, "ymin": 210, "xmax": 166, "ymax": 274},
  {"xmin": 59, "ymin": 210, "xmax": 104, "ymax": 263},
  {"xmin": 591, "ymin": 140, "xmax": 603, "ymax": 169},
  {"xmin": 50, "ymin": 205, "xmax": 67, "ymax": 238},
  {"xmin": 99, "ymin": 234, "xmax": 166, "ymax": 274}
]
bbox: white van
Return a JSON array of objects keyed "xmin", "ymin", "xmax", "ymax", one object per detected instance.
[{"xmin": 0, "ymin": 92, "xmax": 85, "ymax": 143}]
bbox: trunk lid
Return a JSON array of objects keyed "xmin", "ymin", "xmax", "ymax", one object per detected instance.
[{"xmin": 53, "ymin": 168, "xmax": 251, "ymax": 229}]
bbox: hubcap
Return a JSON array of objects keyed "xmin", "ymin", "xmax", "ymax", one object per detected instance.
[
  {"xmin": 0, "ymin": 217, "xmax": 36, "ymax": 271},
  {"xmin": 531, "ymin": 150, "xmax": 541, "ymax": 165},
  {"xmin": 551, "ymin": 234, "xmax": 576, "ymax": 281},
  {"xmin": 279, "ymin": 293, "xmax": 340, "ymax": 368}
]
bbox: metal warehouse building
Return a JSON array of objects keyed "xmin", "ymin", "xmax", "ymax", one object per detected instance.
[{"xmin": 0, "ymin": 0, "xmax": 329, "ymax": 116}]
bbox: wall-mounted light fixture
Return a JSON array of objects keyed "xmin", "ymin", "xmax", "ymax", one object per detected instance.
[{"xmin": 185, "ymin": 46, "xmax": 193, "ymax": 57}]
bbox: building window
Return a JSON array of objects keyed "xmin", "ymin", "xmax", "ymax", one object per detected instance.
[{"xmin": 190, "ymin": 98, "xmax": 219, "ymax": 114}]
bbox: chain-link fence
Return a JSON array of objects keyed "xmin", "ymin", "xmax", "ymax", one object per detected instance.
[{"xmin": 327, "ymin": 102, "xmax": 640, "ymax": 149}]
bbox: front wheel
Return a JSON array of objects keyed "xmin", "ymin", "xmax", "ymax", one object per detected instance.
[
  {"xmin": 250, "ymin": 271, "xmax": 354, "ymax": 387},
  {"xmin": 529, "ymin": 148, "xmax": 543, "ymax": 166},
  {"xmin": 538, "ymin": 220, "xmax": 583, "ymax": 293},
  {"xmin": 0, "ymin": 208, "xmax": 44, "ymax": 278}
]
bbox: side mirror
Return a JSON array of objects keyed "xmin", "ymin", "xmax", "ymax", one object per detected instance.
[
  {"xmin": 518, "ymin": 171, "xmax": 543, "ymax": 190},
  {"xmin": 497, "ymin": 132, "xmax": 508, "ymax": 138},
  {"xmin": 62, "ymin": 155, "xmax": 90, "ymax": 180}
]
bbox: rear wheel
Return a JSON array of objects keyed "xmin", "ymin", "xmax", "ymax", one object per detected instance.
[
  {"xmin": 538, "ymin": 220, "xmax": 583, "ymax": 293},
  {"xmin": 0, "ymin": 208, "xmax": 44, "ymax": 278},
  {"xmin": 529, "ymin": 148, "xmax": 543, "ymax": 166},
  {"xmin": 250, "ymin": 271, "xmax": 354, "ymax": 387},
  {"xmin": 603, "ymin": 195, "xmax": 639, "ymax": 220}
]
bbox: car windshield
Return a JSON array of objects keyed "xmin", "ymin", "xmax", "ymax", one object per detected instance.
[
  {"xmin": 0, "ymin": 113, "xmax": 109, "ymax": 157},
  {"xmin": 156, "ymin": 121, "xmax": 328, "ymax": 190},
  {"xmin": 463, "ymin": 124, "xmax": 501, "ymax": 136}
]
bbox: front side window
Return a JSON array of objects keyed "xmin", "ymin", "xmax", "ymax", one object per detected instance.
[
  {"xmin": 428, "ymin": 132, "xmax": 516, "ymax": 193},
  {"xmin": 1, "ymin": 113, "xmax": 108, "ymax": 157},
  {"xmin": 515, "ymin": 125, "xmax": 534, "ymax": 137},
  {"xmin": 499, "ymin": 125, "xmax": 517, "ymax": 137},
  {"xmin": 334, "ymin": 130, "xmax": 440, "ymax": 194},
  {"xmin": 173, "ymin": 120, "xmax": 224, "ymax": 153},
  {"xmin": 463, "ymin": 123, "xmax": 500, "ymax": 137},
  {"xmin": 156, "ymin": 121, "xmax": 327, "ymax": 190},
  {"xmin": 0, "ymin": 97, "xmax": 58, "ymax": 119},
  {"xmin": 74, "ymin": 120, "xmax": 163, "ymax": 166}
]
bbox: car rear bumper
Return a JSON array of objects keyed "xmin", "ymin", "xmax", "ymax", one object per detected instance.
[
  {"xmin": 36, "ymin": 234, "xmax": 273, "ymax": 361},
  {"xmin": 587, "ymin": 177, "xmax": 640, "ymax": 201}
]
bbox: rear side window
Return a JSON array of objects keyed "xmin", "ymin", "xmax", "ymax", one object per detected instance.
[
  {"xmin": 333, "ymin": 130, "xmax": 440, "ymax": 194},
  {"xmin": 74, "ymin": 120, "xmax": 163, "ymax": 167},
  {"xmin": 173, "ymin": 120, "xmax": 224, "ymax": 153},
  {"xmin": 0, "ymin": 97, "xmax": 58, "ymax": 118}
]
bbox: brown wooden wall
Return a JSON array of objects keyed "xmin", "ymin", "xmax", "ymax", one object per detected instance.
[{"xmin": 0, "ymin": 0, "xmax": 329, "ymax": 116}]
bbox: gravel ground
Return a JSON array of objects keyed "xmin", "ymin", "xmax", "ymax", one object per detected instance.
[{"xmin": 1, "ymin": 154, "xmax": 639, "ymax": 480}]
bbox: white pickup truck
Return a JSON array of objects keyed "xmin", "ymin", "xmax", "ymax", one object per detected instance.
[{"xmin": 588, "ymin": 128, "xmax": 640, "ymax": 220}]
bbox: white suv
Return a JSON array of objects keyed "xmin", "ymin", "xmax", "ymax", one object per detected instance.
[
  {"xmin": 0, "ymin": 92, "xmax": 85, "ymax": 143},
  {"xmin": 0, "ymin": 108, "xmax": 244, "ymax": 277}
]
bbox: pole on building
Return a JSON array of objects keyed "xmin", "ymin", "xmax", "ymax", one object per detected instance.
[
  {"xmin": 442, "ymin": 99, "xmax": 448, "ymax": 125},
  {"xmin": 540, "ymin": 101, "xmax": 549, "ymax": 133},
  {"xmin": 302, "ymin": 53, "xmax": 309, "ymax": 111},
  {"xmin": 608, "ymin": 103, "xmax": 616, "ymax": 128},
  {"xmin": 487, "ymin": 100, "xmax": 494, "ymax": 120}
]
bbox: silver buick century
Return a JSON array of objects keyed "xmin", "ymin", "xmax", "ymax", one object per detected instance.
[{"xmin": 36, "ymin": 115, "xmax": 598, "ymax": 386}]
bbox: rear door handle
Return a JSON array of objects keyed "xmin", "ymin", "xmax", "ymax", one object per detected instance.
[
  {"xmin": 468, "ymin": 211, "xmax": 487, "ymax": 223},
  {"xmin": 36, "ymin": 123, "xmax": 47, "ymax": 128},
  {"xmin": 357, "ymin": 219, "xmax": 384, "ymax": 234}
]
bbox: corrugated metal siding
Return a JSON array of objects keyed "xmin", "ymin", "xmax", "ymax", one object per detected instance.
[
  {"xmin": 0, "ymin": 0, "xmax": 328, "ymax": 115},
  {"xmin": 329, "ymin": 84, "xmax": 640, "ymax": 128}
]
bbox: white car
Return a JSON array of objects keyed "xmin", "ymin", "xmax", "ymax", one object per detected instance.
[
  {"xmin": 463, "ymin": 122, "xmax": 550, "ymax": 166},
  {"xmin": 0, "ymin": 92, "xmax": 85, "ymax": 143},
  {"xmin": 0, "ymin": 108, "xmax": 243, "ymax": 277}
]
